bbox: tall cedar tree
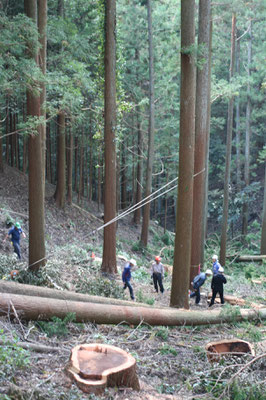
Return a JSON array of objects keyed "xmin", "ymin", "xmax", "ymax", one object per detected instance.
[
  {"xmin": 219, "ymin": 14, "xmax": 236, "ymax": 266},
  {"xmin": 24, "ymin": 0, "xmax": 46, "ymax": 271},
  {"xmin": 101, "ymin": 0, "xmax": 117, "ymax": 275},
  {"xmin": 140, "ymin": 0, "xmax": 155, "ymax": 246},
  {"xmin": 170, "ymin": 0, "xmax": 196, "ymax": 309},
  {"xmin": 261, "ymin": 164, "xmax": 266, "ymax": 254},
  {"xmin": 191, "ymin": 0, "xmax": 211, "ymax": 282}
]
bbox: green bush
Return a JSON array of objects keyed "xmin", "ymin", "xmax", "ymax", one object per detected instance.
[
  {"xmin": 76, "ymin": 276, "xmax": 125, "ymax": 299},
  {"xmin": 0, "ymin": 330, "xmax": 30, "ymax": 383},
  {"xmin": 36, "ymin": 312, "xmax": 76, "ymax": 337}
]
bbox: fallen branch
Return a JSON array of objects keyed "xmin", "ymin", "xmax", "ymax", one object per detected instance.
[{"xmin": 0, "ymin": 339, "xmax": 67, "ymax": 353}]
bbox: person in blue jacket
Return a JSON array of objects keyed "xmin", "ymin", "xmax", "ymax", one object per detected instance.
[
  {"xmin": 190, "ymin": 269, "xmax": 212, "ymax": 305},
  {"xmin": 212, "ymin": 254, "xmax": 221, "ymax": 275},
  {"xmin": 4, "ymin": 222, "xmax": 26, "ymax": 260},
  {"xmin": 122, "ymin": 259, "xmax": 136, "ymax": 301}
]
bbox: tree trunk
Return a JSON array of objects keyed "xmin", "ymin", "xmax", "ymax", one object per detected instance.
[
  {"xmin": 170, "ymin": 0, "xmax": 196, "ymax": 309},
  {"xmin": 54, "ymin": 111, "xmax": 66, "ymax": 208},
  {"xmin": 133, "ymin": 105, "xmax": 143, "ymax": 225},
  {"xmin": 235, "ymin": 34, "xmax": 241, "ymax": 193},
  {"xmin": 37, "ymin": 0, "xmax": 47, "ymax": 188},
  {"xmin": 0, "ymin": 281, "xmax": 152, "ymax": 308},
  {"xmin": 1, "ymin": 292, "xmax": 265, "ymax": 326},
  {"xmin": 191, "ymin": 0, "xmax": 211, "ymax": 283},
  {"xmin": 101, "ymin": 0, "xmax": 117, "ymax": 275},
  {"xmin": 219, "ymin": 14, "xmax": 236, "ymax": 267},
  {"xmin": 0, "ymin": 112, "xmax": 3, "ymax": 172},
  {"xmin": 242, "ymin": 22, "xmax": 252, "ymax": 237},
  {"xmin": 140, "ymin": 0, "xmax": 155, "ymax": 247},
  {"xmin": 261, "ymin": 164, "xmax": 266, "ymax": 254},
  {"xmin": 25, "ymin": 0, "xmax": 46, "ymax": 271},
  {"xmin": 67, "ymin": 121, "xmax": 73, "ymax": 204}
]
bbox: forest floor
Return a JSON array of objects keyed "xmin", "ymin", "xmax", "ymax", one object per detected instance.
[{"xmin": 0, "ymin": 165, "xmax": 265, "ymax": 400}]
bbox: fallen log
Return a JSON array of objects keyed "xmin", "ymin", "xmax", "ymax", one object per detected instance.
[
  {"xmin": 207, "ymin": 293, "xmax": 265, "ymax": 308},
  {"xmin": 227, "ymin": 255, "xmax": 266, "ymax": 262},
  {"xmin": 0, "ymin": 292, "xmax": 265, "ymax": 326},
  {"xmin": 0, "ymin": 281, "xmax": 151, "ymax": 308}
]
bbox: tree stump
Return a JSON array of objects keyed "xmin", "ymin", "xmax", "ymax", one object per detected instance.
[
  {"xmin": 206, "ymin": 339, "xmax": 254, "ymax": 362},
  {"xmin": 66, "ymin": 343, "xmax": 140, "ymax": 395}
]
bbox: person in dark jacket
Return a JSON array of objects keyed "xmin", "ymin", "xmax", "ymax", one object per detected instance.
[
  {"xmin": 190, "ymin": 269, "xmax": 212, "ymax": 304},
  {"xmin": 3, "ymin": 222, "xmax": 26, "ymax": 260},
  {"xmin": 122, "ymin": 259, "xmax": 136, "ymax": 300},
  {"xmin": 209, "ymin": 266, "xmax": 227, "ymax": 307}
]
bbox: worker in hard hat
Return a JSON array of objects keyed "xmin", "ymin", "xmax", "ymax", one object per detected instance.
[
  {"xmin": 209, "ymin": 266, "xmax": 227, "ymax": 307},
  {"xmin": 212, "ymin": 254, "xmax": 221, "ymax": 275},
  {"xmin": 122, "ymin": 259, "xmax": 136, "ymax": 301},
  {"xmin": 151, "ymin": 256, "xmax": 164, "ymax": 294},
  {"xmin": 190, "ymin": 269, "xmax": 212, "ymax": 305},
  {"xmin": 3, "ymin": 222, "xmax": 26, "ymax": 260}
]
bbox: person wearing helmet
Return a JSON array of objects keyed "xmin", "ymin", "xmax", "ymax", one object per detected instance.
[
  {"xmin": 151, "ymin": 256, "xmax": 164, "ymax": 294},
  {"xmin": 122, "ymin": 259, "xmax": 136, "ymax": 300},
  {"xmin": 209, "ymin": 266, "xmax": 227, "ymax": 307},
  {"xmin": 190, "ymin": 269, "xmax": 212, "ymax": 305},
  {"xmin": 3, "ymin": 222, "xmax": 26, "ymax": 260},
  {"xmin": 212, "ymin": 254, "xmax": 221, "ymax": 275}
]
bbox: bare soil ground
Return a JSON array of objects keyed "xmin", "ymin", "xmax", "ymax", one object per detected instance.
[{"xmin": 0, "ymin": 165, "xmax": 265, "ymax": 400}]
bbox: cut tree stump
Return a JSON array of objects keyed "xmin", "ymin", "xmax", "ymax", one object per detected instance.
[
  {"xmin": 66, "ymin": 343, "xmax": 140, "ymax": 395},
  {"xmin": 206, "ymin": 339, "xmax": 255, "ymax": 362}
]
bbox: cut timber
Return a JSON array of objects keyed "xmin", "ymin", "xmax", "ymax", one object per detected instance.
[
  {"xmin": 227, "ymin": 255, "xmax": 266, "ymax": 262},
  {"xmin": 0, "ymin": 292, "xmax": 265, "ymax": 326},
  {"xmin": 0, "ymin": 281, "xmax": 151, "ymax": 308},
  {"xmin": 207, "ymin": 293, "xmax": 264, "ymax": 309},
  {"xmin": 66, "ymin": 343, "xmax": 139, "ymax": 394},
  {"xmin": 206, "ymin": 339, "xmax": 254, "ymax": 362}
]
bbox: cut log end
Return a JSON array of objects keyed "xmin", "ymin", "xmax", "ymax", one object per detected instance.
[
  {"xmin": 206, "ymin": 339, "xmax": 254, "ymax": 362},
  {"xmin": 66, "ymin": 343, "xmax": 140, "ymax": 394}
]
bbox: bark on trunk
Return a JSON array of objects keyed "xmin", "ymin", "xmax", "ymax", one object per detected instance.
[
  {"xmin": 0, "ymin": 281, "xmax": 151, "ymax": 308},
  {"xmin": 1, "ymin": 292, "xmax": 265, "ymax": 326},
  {"xmin": 261, "ymin": 164, "xmax": 266, "ymax": 254},
  {"xmin": 170, "ymin": 0, "xmax": 196, "ymax": 309},
  {"xmin": 140, "ymin": 0, "xmax": 155, "ymax": 247},
  {"xmin": 220, "ymin": 14, "xmax": 236, "ymax": 266}
]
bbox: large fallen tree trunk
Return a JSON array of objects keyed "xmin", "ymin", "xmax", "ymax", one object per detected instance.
[
  {"xmin": 227, "ymin": 255, "xmax": 266, "ymax": 262},
  {"xmin": 0, "ymin": 292, "xmax": 265, "ymax": 326},
  {"xmin": 0, "ymin": 281, "xmax": 151, "ymax": 308}
]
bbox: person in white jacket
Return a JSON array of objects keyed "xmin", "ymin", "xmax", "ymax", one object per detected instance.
[{"xmin": 151, "ymin": 256, "xmax": 164, "ymax": 294}]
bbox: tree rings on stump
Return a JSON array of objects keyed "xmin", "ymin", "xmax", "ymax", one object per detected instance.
[
  {"xmin": 66, "ymin": 343, "xmax": 140, "ymax": 394},
  {"xmin": 206, "ymin": 339, "xmax": 255, "ymax": 362}
]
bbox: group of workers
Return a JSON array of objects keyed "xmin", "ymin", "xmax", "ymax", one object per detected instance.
[
  {"xmin": 4, "ymin": 222, "xmax": 226, "ymax": 307},
  {"xmin": 123, "ymin": 254, "xmax": 227, "ymax": 307}
]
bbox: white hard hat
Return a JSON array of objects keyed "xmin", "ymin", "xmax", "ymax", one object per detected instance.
[
  {"xmin": 218, "ymin": 266, "xmax": 224, "ymax": 273},
  {"xmin": 212, "ymin": 254, "xmax": 218, "ymax": 260},
  {"xmin": 205, "ymin": 269, "xmax": 213, "ymax": 276},
  {"xmin": 129, "ymin": 259, "xmax": 136, "ymax": 266}
]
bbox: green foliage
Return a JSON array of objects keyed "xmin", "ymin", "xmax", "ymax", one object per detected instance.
[
  {"xmin": 135, "ymin": 289, "xmax": 155, "ymax": 305},
  {"xmin": 76, "ymin": 276, "xmax": 125, "ymax": 299},
  {"xmin": 36, "ymin": 313, "xmax": 76, "ymax": 337},
  {"xmin": 220, "ymin": 304, "xmax": 241, "ymax": 324},
  {"xmin": 155, "ymin": 327, "xmax": 169, "ymax": 340},
  {"xmin": 0, "ymin": 330, "xmax": 30, "ymax": 383},
  {"xmin": 159, "ymin": 344, "xmax": 177, "ymax": 356}
]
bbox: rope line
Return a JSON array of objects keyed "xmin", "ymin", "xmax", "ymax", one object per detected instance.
[{"xmin": 2, "ymin": 168, "xmax": 205, "ymax": 269}]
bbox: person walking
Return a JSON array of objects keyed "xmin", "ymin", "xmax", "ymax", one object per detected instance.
[
  {"xmin": 209, "ymin": 266, "xmax": 227, "ymax": 307},
  {"xmin": 190, "ymin": 269, "xmax": 212, "ymax": 305},
  {"xmin": 122, "ymin": 259, "xmax": 136, "ymax": 300},
  {"xmin": 212, "ymin": 254, "xmax": 221, "ymax": 275},
  {"xmin": 151, "ymin": 256, "xmax": 164, "ymax": 294},
  {"xmin": 3, "ymin": 222, "xmax": 26, "ymax": 260}
]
